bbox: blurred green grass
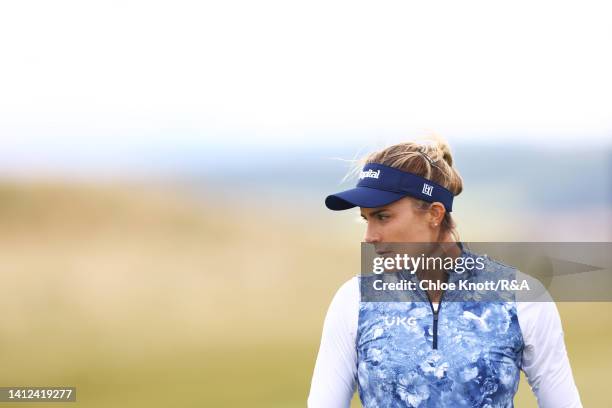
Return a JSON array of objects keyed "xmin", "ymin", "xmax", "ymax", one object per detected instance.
[{"xmin": 0, "ymin": 181, "xmax": 609, "ymax": 407}]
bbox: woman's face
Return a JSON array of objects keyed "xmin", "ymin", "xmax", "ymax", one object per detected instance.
[{"xmin": 360, "ymin": 197, "xmax": 443, "ymax": 244}]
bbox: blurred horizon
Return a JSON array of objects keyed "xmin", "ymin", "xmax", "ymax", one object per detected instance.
[{"xmin": 1, "ymin": 137, "xmax": 609, "ymax": 242}]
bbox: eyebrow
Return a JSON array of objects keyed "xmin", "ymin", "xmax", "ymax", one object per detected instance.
[{"xmin": 361, "ymin": 208, "xmax": 389, "ymax": 218}]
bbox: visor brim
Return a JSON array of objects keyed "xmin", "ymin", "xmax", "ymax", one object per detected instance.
[{"xmin": 325, "ymin": 187, "xmax": 406, "ymax": 211}]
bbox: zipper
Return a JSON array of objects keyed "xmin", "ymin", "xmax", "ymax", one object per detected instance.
[
  {"xmin": 427, "ymin": 292, "xmax": 444, "ymax": 350},
  {"xmin": 432, "ymin": 311, "xmax": 439, "ymax": 349},
  {"xmin": 424, "ymin": 243, "xmax": 462, "ymax": 350}
]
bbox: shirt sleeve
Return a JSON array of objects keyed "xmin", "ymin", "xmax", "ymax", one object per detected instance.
[
  {"xmin": 307, "ymin": 277, "xmax": 360, "ymax": 408},
  {"xmin": 516, "ymin": 271, "xmax": 583, "ymax": 408}
]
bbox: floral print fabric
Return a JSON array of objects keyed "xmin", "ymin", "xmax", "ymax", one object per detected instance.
[{"xmin": 356, "ymin": 253, "xmax": 524, "ymax": 407}]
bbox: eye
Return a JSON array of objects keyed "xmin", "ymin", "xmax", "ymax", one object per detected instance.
[{"xmin": 376, "ymin": 213, "xmax": 389, "ymax": 221}]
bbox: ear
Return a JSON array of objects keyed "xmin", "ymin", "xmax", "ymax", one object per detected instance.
[{"xmin": 428, "ymin": 202, "xmax": 446, "ymax": 226}]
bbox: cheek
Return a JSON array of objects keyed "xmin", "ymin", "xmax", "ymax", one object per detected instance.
[{"xmin": 387, "ymin": 214, "xmax": 428, "ymax": 241}]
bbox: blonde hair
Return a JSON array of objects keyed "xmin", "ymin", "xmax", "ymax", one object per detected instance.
[{"xmin": 352, "ymin": 135, "xmax": 463, "ymax": 239}]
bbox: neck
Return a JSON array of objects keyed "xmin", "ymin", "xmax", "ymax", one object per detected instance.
[{"xmin": 417, "ymin": 236, "xmax": 462, "ymax": 303}]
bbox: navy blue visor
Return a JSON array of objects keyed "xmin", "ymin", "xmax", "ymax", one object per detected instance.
[{"xmin": 325, "ymin": 163, "xmax": 454, "ymax": 212}]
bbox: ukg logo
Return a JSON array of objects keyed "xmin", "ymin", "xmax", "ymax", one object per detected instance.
[{"xmin": 384, "ymin": 316, "xmax": 418, "ymax": 328}]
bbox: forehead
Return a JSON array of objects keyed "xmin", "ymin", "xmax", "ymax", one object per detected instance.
[{"xmin": 360, "ymin": 197, "xmax": 413, "ymax": 215}]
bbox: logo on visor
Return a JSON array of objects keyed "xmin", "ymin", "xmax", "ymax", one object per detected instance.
[
  {"xmin": 359, "ymin": 169, "xmax": 381, "ymax": 180},
  {"xmin": 422, "ymin": 183, "xmax": 433, "ymax": 196}
]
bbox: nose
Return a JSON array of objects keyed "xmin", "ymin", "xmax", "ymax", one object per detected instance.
[{"xmin": 364, "ymin": 224, "xmax": 381, "ymax": 243}]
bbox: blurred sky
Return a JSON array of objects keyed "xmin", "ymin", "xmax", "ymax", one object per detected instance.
[{"xmin": 0, "ymin": 0, "xmax": 610, "ymax": 205}]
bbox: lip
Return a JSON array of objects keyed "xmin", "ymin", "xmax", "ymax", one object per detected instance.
[{"xmin": 373, "ymin": 243, "xmax": 391, "ymax": 255}]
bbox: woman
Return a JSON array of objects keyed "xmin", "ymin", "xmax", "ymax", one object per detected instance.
[{"xmin": 308, "ymin": 139, "xmax": 582, "ymax": 407}]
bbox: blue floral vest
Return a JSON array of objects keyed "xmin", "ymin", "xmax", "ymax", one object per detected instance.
[{"xmin": 356, "ymin": 250, "xmax": 524, "ymax": 407}]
